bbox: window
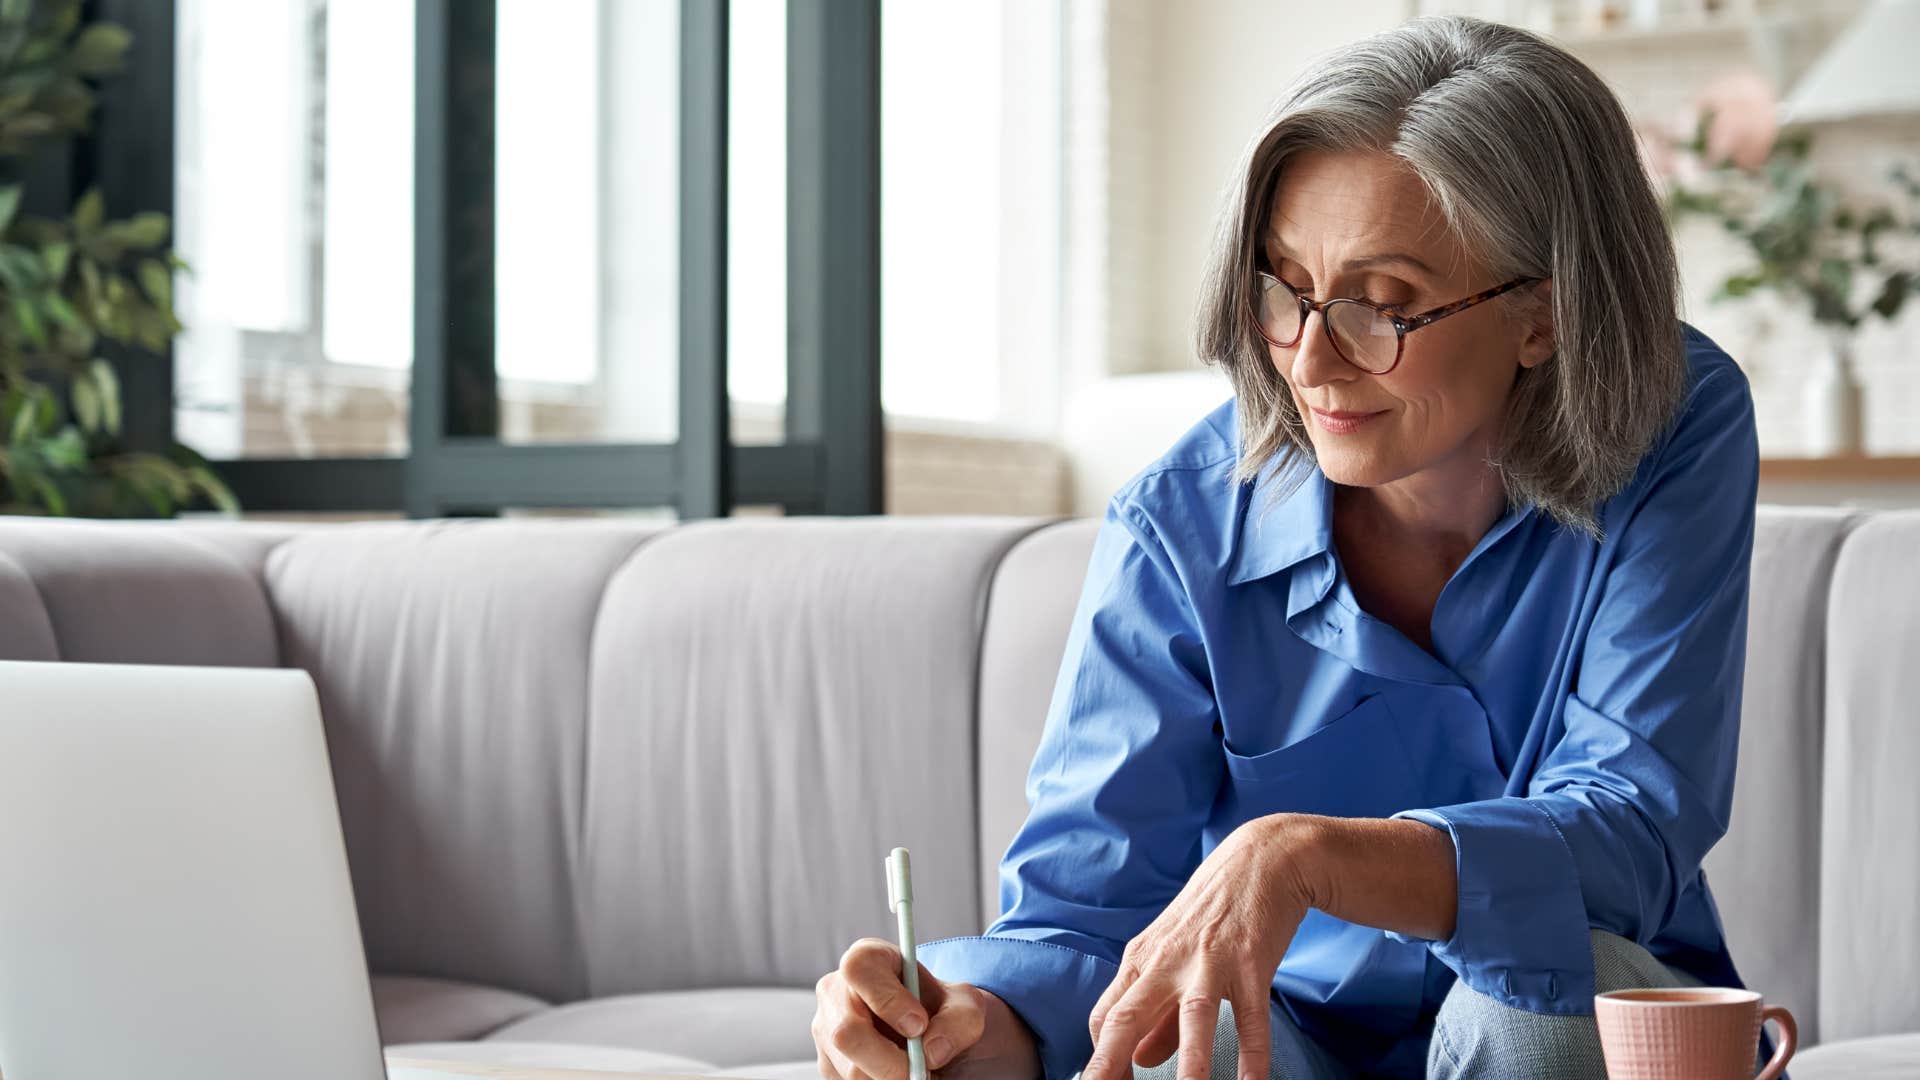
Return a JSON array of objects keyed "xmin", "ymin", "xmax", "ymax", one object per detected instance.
[
  {"xmin": 155, "ymin": 0, "xmax": 897, "ymax": 516},
  {"xmin": 173, "ymin": 0, "xmax": 414, "ymax": 459}
]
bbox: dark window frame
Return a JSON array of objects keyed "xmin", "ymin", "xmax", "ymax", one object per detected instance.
[{"xmin": 91, "ymin": 0, "xmax": 881, "ymax": 518}]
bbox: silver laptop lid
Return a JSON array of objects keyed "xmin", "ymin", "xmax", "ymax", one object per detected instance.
[{"xmin": 0, "ymin": 660, "xmax": 387, "ymax": 1080}]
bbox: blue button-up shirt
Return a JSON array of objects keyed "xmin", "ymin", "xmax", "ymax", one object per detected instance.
[{"xmin": 920, "ymin": 324, "xmax": 1759, "ymax": 1079}]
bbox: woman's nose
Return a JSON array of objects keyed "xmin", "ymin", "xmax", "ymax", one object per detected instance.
[{"xmin": 1286, "ymin": 309, "xmax": 1355, "ymax": 390}]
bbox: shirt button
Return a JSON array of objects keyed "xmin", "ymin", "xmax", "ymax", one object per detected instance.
[{"xmin": 1546, "ymin": 973, "xmax": 1559, "ymax": 1000}]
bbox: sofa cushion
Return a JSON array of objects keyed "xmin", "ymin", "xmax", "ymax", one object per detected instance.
[
  {"xmin": 1793, "ymin": 1033, "xmax": 1920, "ymax": 1080},
  {"xmin": 371, "ymin": 974, "xmax": 549, "ymax": 1044},
  {"xmin": 707, "ymin": 1064, "xmax": 825, "ymax": 1080},
  {"xmin": 1701, "ymin": 506, "xmax": 1856, "ymax": 1045},
  {"xmin": 0, "ymin": 547, "xmax": 57, "ymax": 661},
  {"xmin": 264, "ymin": 520, "xmax": 665, "ymax": 1002},
  {"xmin": 480, "ymin": 987, "xmax": 819, "ymax": 1069},
  {"xmin": 576, "ymin": 518, "xmax": 1045, "ymax": 995},
  {"xmin": 0, "ymin": 518, "xmax": 280, "ymax": 667},
  {"xmin": 386, "ymin": 1040, "xmax": 717, "ymax": 1073},
  {"xmin": 1818, "ymin": 510, "xmax": 1920, "ymax": 1043}
]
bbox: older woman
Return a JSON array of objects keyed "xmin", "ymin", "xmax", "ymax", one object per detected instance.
[{"xmin": 814, "ymin": 15, "xmax": 1758, "ymax": 1080}]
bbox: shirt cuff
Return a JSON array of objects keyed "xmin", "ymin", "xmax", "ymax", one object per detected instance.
[
  {"xmin": 918, "ymin": 933, "xmax": 1118, "ymax": 1080},
  {"xmin": 1385, "ymin": 799, "xmax": 1597, "ymax": 1015}
]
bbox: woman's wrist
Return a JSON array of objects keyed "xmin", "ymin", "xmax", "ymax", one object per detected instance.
[
  {"xmin": 1256, "ymin": 812, "xmax": 1338, "ymax": 912},
  {"xmin": 1262, "ymin": 812, "xmax": 1459, "ymax": 941},
  {"xmin": 966, "ymin": 986, "xmax": 1043, "ymax": 1078}
]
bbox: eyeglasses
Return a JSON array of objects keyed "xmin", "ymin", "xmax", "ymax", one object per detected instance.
[{"xmin": 1249, "ymin": 271, "xmax": 1544, "ymax": 376}]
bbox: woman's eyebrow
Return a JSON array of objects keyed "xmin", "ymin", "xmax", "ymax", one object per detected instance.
[{"xmin": 1266, "ymin": 238, "xmax": 1437, "ymax": 277}]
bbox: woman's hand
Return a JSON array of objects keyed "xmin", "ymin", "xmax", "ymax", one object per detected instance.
[
  {"xmin": 813, "ymin": 937, "xmax": 1042, "ymax": 1079},
  {"xmin": 1081, "ymin": 814, "xmax": 1323, "ymax": 1080}
]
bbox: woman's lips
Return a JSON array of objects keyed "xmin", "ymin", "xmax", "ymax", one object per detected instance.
[{"xmin": 1310, "ymin": 407, "xmax": 1385, "ymax": 435}]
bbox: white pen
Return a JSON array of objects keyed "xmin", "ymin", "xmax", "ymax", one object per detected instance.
[{"xmin": 886, "ymin": 847, "xmax": 929, "ymax": 1080}]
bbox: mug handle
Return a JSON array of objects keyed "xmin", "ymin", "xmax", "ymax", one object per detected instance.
[{"xmin": 1755, "ymin": 1004, "xmax": 1797, "ymax": 1080}]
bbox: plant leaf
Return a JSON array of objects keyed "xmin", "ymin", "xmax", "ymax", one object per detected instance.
[
  {"xmin": 43, "ymin": 289, "xmax": 79, "ymax": 329},
  {"xmin": 0, "ymin": 182, "xmax": 21, "ymax": 232},
  {"xmin": 41, "ymin": 240, "xmax": 69, "ymax": 280},
  {"xmin": 1871, "ymin": 271, "xmax": 1913, "ymax": 320},
  {"xmin": 91, "ymin": 357, "xmax": 119, "ymax": 433},
  {"xmin": 9, "ymin": 386, "xmax": 38, "ymax": 444},
  {"xmin": 118, "ymin": 211, "xmax": 168, "ymax": 249},
  {"xmin": 71, "ymin": 186, "xmax": 102, "ymax": 233},
  {"xmin": 26, "ymin": 471, "xmax": 66, "ymax": 515},
  {"xmin": 68, "ymin": 23, "xmax": 131, "ymax": 78},
  {"xmin": 41, "ymin": 424, "xmax": 84, "ymax": 469},
  {"xmin": 70, "ymin": 370, "xmax": 98, "ymax": 432},
  {"xmin": 11, "ymin": 292, "xmax": 42, "ymax": 345},
  {"xmin": 186, "ymin": 464, "xmax": 239, "ymax": 515},
  {"xmin": 136, "ymin": 256, "xmax": 169, "ymax": 307}
]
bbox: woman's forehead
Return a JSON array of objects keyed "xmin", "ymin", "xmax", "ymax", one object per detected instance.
[{"xmin": 1262, "ymin": 152, "xmax": 1459, "ymax": 272}]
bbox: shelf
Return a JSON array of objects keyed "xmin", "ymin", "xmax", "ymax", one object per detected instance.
[
  {"xmin": 1758, "ymin": 455, "xmax": 1920, "ymax": 483},
  {"xmin": 1551, "ymin": 16, "xmax": 1767, "ymax": 49}
]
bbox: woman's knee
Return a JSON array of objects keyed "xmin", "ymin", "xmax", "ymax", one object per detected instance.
[{"xmin": 1429, "ymin": 931, "xmax": 1688, "ymax": 1080}]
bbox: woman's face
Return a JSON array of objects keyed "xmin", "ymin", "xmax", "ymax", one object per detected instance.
[{"xmin": 1260, "ymin": 149, "xmax": 1551, "ymax": 491}]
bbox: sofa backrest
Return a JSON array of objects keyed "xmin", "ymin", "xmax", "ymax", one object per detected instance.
[
  {"xmin": 263, "ymin": 520, "xmax": 667, "ymax": 1003},
  {"xmin": 0, "ymin": 515, "xmax": 1045, "ymax": 1005},
  {"xmin": 0, "ymin": 519, "xmax": 289, "ymax": 667},
  {"xmin": 1702, "ymin": 507, "xmax": 1856, "ymax": 1046},
  {"xmin": 568, "ymin": 517, "xmax": 1040, "ymax": 998},
  {"xmin": 0, "ymin": 506, "xmax": 1909, "ymax": 1048},
  {"xmin": 1817, "ymin": 510, "xmax": 1920, "ymax": 1043}
]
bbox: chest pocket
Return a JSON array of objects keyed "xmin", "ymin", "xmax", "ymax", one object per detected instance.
[{"xmin": 1220, "ymin": 693, "xmax": 1422, "ymax": 819}]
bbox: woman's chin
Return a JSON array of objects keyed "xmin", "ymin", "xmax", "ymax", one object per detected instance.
[{"xmin": 1311, "ymin": 443, "xmax": 1405, "ymax": 489}]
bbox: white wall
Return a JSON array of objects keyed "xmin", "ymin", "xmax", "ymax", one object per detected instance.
[{"xmin": 1108, "ymin": 0, "xmax": 1409, "ymax": 374}]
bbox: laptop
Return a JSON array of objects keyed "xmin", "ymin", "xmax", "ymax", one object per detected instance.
[{"xmin": 0, "ymin": 660, "xmax": 422, "ymax": 1080}]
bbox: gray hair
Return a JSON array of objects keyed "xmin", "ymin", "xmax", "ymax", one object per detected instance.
[{"xmin": 1195, "ymin": 14, "xmax": 1686, "ymax": 536}]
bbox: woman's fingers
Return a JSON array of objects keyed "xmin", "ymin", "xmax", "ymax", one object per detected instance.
[
  {"xmin": 1228, "ymin": 981, "xmax": 1273, "ymax": 1080},
  {"xmin": 841, "ymin": 938, "xmax": 930, "ymax": 1039},
  {"xmin": 1130, "ymin": 1005, "xmax": 1182, "ymax": 1069},
  {"xmin": 921, "ymin": 978, "xmax": 987, "ymax": 1070},
  {"xmin": 812, "ymin": 967, "xmax": 908, "ymax": 1080},
  {"xmin": 1174, "ymin": 988, "xmax": 1221, "ymax": 1080},
  {"xmin": 1087, "ymin": 943, "xmax": 1146, "ymax": 1045},
  {"xmin": 826, "ymin": 987, "xmax": 909, "ymax": 1080},
  {"xmin": 1082, "ymin": 968, "xmax": 1178, "ymax": 1080}
]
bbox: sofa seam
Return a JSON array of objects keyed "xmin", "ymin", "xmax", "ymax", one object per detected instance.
[
  {"xmin": 570, "ymin": 522, "xmax": 681, "ymax": 1001},
  {"xmin": 967, "ymin": 515, "xmax": 1071, "ymax": 933},
  {"xmin": 0, "ymin": 546, "xmax": 59, "ymax": 661}
]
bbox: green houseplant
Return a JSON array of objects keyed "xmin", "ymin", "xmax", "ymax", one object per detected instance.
[
  {"xmin": 0, "ymin": 0, "xmax": 235, "ymax": 516},
  {"xmin": 1658, "ymin": 75, "xmax": 1920, "ymax": 455}
]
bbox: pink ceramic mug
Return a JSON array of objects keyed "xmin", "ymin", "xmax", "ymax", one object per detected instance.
[{"xmin": 1594, "ymin": 988, "xmax": 1796, "ymax": 1080}]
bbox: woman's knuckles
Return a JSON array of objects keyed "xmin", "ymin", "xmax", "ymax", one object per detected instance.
[
  {"xmin": 1179, "ymin": 993, "xmax": 1219, "ymax": 1018},
  {"xmin": 829, "ymin": 1015, "xmax": 871, "ymax": 1051}
]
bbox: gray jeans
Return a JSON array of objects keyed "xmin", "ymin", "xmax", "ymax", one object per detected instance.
[{"xmin": 1133, "ymin": 930, "xmax": 1705, "ymax": 1080}]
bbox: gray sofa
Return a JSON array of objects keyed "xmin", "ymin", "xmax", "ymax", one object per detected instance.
[{"xmin": 0, "ymin": 507, "xmax": 1912, "ymax": 1077}]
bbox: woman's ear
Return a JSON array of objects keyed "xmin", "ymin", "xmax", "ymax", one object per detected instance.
[{"xmin": 1516, "ymin": 278, "xmax": 1555, "ymax": 370}]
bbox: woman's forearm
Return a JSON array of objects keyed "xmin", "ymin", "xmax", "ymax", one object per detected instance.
[{"xmin": 1278, "ymin": 813, "xmax": 1459, "ymax": 942}]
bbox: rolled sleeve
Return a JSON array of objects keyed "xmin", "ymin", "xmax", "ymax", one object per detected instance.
[
  {"xmin": 918, "ymin": 934, "xmax": 1119, "ymax": 1080},
  {"xmin": 1386, "ymin": 801, "xmax": 1595, "ymax": 1012}
]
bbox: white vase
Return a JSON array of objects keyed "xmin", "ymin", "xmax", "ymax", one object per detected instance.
[{"xmin": 1804, "ymin": 325, "xmax": 1865, "ymax": 457}]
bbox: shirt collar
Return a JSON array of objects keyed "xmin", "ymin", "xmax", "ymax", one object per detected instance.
[{"xmin": 1226, "ymin": 452, "xmax": 1333, "ymax": 586}]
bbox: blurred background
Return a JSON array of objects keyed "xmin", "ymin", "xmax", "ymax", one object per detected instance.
[{"xmin": 6, "ymin": 0, "xmax": 1916, "ymax": 522}]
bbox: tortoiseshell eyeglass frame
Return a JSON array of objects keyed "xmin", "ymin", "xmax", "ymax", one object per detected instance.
[{"xmin": 1250, "ymin": 270, "xmax": 1546, "ymax": 376}]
